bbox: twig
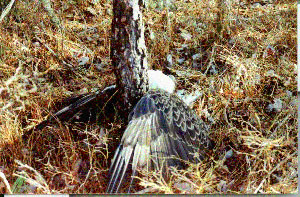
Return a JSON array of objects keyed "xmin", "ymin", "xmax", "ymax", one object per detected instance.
[
  {"xmin": 0, "ymin": 0, "xmax": 15, "ymax": 23},
  {"xmin": 267, "ymin": 151, "xmax": 296, "ymax": 176},
  {"xmin": 254, "ymin": 151, "xmax": 296, "ymax": 194},
  {"xmin": 254, "ymin": 178, "xmax": 265, "ymax": 194},
  {"xmin": 0, "ymin": 171, "xmax": 12, "ymax": 194},
  {"xmin": 204, "ymin": 45, "xmax": 216, "ymax": 75},
  {"xmin": 34, "ymin": 36, "xmax": 75, "ymax": 72}
]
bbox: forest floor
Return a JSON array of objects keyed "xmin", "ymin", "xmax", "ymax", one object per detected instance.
[{"xmin": 0, "ymin": 0, "xmax": 297, "ymax": 194}]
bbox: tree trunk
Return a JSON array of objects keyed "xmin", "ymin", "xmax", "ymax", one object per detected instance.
[{"xmin": 111, "ymin": 0, "xmax": 149, "ymax": 110}]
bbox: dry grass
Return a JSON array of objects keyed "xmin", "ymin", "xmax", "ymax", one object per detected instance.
[{"xmin": 0, "ymin": 0, "xmax": 297, "ymax": 194}]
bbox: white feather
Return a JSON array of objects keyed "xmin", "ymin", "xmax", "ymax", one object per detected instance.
[{"xmin": 147, "ymin": 70, "xmax": 175, "ymax": 94}]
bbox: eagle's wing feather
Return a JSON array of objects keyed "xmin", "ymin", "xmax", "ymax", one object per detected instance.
[{"xmin": 106, "ymin": 90, "xmax": 211, "ymax": 193}]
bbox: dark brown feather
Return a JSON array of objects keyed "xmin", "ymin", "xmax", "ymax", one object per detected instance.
[{"xmin": 106, "ymin": 89, "xmax": 212, "ymax": 193}]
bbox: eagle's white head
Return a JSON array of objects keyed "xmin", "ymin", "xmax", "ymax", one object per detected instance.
[{"xmin": 147, "ymin": 70, "xmax": 175, "ymax": 94}]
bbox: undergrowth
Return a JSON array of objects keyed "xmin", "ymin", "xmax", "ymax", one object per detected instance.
[{"xmin": 0, "ymin": 0, "xmax": 297, "ymax": 194}]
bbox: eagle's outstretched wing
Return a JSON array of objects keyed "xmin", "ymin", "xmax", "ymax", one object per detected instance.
[{"xmin": 106, "ymin": 90, "xmax": 212, "ymax": 193}]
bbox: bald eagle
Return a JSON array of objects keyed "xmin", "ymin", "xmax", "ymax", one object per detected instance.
[
  {"xmin": 106, "ymin": 70, "xmax": 213, "ymax": 193},
  {"xmin": 105, "ymin": 0, "xmax": 213, "ymax": 193}
]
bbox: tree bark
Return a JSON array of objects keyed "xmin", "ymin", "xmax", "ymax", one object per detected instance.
[{"xmin": 111, "ymin": 0, "xmax": 149, "ymax": 110}]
